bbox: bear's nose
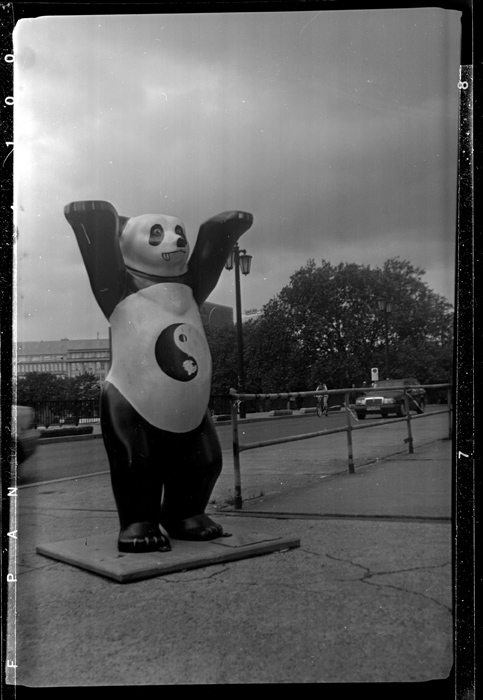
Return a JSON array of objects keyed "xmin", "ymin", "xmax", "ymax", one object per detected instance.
[{"xmin": 177, "ymin": 237, "xmax": 187, "ymax": 248}]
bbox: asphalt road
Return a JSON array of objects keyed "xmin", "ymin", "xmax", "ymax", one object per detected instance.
[
  {"xmin": 17, "ymin": 409, "xmax": 445, "ymax": 487},
  {"xmin": 17, "ymin": 413, "xmax": 342, "ymax": 486}
]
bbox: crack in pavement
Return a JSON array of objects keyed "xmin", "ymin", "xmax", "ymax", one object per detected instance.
[
  {"xmin": 16, "ymin": 560, "xmax": 61, "ymax": 575},
  {"xmin": 18, "ymin": 509, "xmax": 116, "ymax": 523},
  {"xmin": 162, "ymin": 565, "xmax": 230, "ymax": 583},
  {"xmin": 299, "ymin": 546, "xmax": 325, "ymax": 557},
  {"xmin": 15, "ymin": 558, "xmax": 230, "ymax": 583},
  {"xmin": 325, "ymin": 552, "xmax": 453, "ymax": 613}
]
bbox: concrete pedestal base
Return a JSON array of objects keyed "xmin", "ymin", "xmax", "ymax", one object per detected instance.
[{"xmin": 36, "ymin": 532, "xmax": 300, "ymax": 583}]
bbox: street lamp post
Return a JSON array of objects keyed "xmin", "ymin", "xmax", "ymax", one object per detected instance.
[
  {"xmin": 377, "ymin": 299, "xmax": 393, "ymax": 380},
  {"xmin": 225, "ymin": 243, "xmax": 252, "ymax": 419}
]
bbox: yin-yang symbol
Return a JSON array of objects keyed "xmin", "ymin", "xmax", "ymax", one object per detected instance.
[{"xmin": 154, "ymin": 323, "xmax": 202, "ymax": 382}]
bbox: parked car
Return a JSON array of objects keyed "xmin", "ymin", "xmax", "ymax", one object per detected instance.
[
  {"xmin": 15, "ymin": 405, "xmax": 40, "ymax": 463},
  {"xmin": 355, "ymin": 378, "xmax": 426, "ymax": 419}
]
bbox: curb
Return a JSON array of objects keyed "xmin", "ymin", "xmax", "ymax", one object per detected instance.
[
  {"xmin": 37, "ymin": 412, "xmax": 326, "ymax": 445},
  {"xmin": 38, "ymin": 432, "xmax": 104, "ymax": 445},
  {"xmin": 36, "ymin": 406, "xmax": 442, "ymax": 446}
]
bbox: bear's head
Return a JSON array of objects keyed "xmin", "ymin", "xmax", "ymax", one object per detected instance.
[{"xmin": 119, "ymin": 214, "xmax": 190, "ymax": 277}]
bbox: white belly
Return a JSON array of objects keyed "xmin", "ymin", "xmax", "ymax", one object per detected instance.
[{"xmin": 106, "ymin": 283, "xmax": 212, "ymax": 432}]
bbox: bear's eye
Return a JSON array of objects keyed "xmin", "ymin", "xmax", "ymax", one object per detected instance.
[
  {"xmin": 175, "ymin": 225, "xmax": 184, "ymax": 237},
  {"xmin": 149, "ymin": 225, "xmax": 164, "ymax": 246}
]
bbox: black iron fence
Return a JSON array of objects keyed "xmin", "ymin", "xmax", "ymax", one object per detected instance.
[
  {"xmin": 31, "ymin": 399, "xmax": 101, "ymax": 428},
  {"xmin": 33, "ymin": 396, "xmax": 248, "ymax": 426},
  {"xmin": 33, "ymin": 394, "xmax": 265, "ymax": 426}
]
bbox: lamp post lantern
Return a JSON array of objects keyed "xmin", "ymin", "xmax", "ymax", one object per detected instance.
[
  {"xmin": 225, "ymin": 243, "xmax": 252, "ymax": 418},
  {"xmin": 377, "ymin": 299, "xmax": 393, "ymax": 380}
]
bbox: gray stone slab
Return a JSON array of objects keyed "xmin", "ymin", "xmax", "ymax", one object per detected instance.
[{"xmin": 36, "ymin": 531, "xmax": 300, "ymax": 583}]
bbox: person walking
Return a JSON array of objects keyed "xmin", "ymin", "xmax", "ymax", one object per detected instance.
[{"xmin": 316, "ymin": 382, "xmax": 329, "ymax": 417}]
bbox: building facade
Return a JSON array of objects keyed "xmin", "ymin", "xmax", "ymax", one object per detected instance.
[
  {"xmin": 17, "ymin": 302, "xmax": 233, "ymax": 381},
  {"xmin": 242, "ymin": 309, "xmax": 262, "ymax": 323},
  {"xmin": 16, "ymin": 337, "xmax": 111, "ymax": 381}
]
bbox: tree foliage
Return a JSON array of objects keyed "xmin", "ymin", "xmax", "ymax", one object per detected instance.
[
  {"xmin": 17, "ymin": 257, "xmax": 453, "ymax": 405},
  {"xmin": 230, "ymin": 257, "xmax": 453, "ymax": 393},
  {"xmin": 16, "ymin": 372, "xmax": 101, "ymax": 405},
  {"xmin": 204, "ymin": 323, "xmax": 238, "ymax": 394}
]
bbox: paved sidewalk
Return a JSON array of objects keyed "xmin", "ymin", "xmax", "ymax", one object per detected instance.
[
  {"xmin": 238, "ymin": 439, "xmax": 451, "ymax": 520},
  {"xmin": 10, "ymin": 437, "xmax": 453, "ymax": 685}
]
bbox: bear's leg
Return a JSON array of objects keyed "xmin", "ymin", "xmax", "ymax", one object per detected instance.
[
  {"xmin": 101, "ymin": 381, "xmax": 171, "ymax": 553},
  {"xmin": 160, "ymin": 411, "xmax": 230, "ymax": 541}
]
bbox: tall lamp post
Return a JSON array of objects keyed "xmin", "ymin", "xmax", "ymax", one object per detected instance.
[
  {"xmin": 225, "ymin": 243, "xmax": 252, "ymax": 419},
  {"xmin": 377, "ymin": 299, "xmax": 393, "ymax": 380}
]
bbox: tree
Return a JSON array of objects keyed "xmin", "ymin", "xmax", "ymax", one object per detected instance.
[
  {"xmin": 68, "ymin": 372, "xmax": 101, "ymax": 400},
  {"xmin": 204, "ymin": 323, "xmax": 238, "ymax": 395},
  {"xmin": 242, "ymin": 309, "xmax": 303, "ymax": 393},
  {"xmin": 16, "ymin": 371, "xmax": 101, "ymax": 404},
  {"xmin": 242, "ymin": 258, "xmax": 453, "ymax": 392},
  {"xmin": 16, "ymin": 372, "xmax": 70, "ymax": 404}
]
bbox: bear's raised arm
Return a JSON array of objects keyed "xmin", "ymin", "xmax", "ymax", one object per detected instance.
[
  {"xmin": 188, "ymin": 210, "xmax": 254, "ymax": 307},
  {"xmin": 64, "ymin": 200, "xmax": 128, "ymax": 319}
]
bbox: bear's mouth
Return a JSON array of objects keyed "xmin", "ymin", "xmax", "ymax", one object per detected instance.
[{"xmin": 162, "ymin": 251, "xmax": 186, "ymax": 262}]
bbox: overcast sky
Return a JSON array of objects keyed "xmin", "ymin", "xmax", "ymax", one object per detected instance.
[{"xmin": 14, "ymin": 8, "xmax": 461, "ymax": 342}]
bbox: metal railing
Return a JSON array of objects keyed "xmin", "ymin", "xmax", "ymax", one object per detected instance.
[
  {"xmin": 228, "ymin": 384, "xmax": 452, "ymax": 509},
  {"xmin": 30, "ymin": 399, "xmax": 101, "ymax": 428}
]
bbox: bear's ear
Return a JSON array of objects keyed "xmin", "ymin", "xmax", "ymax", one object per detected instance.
[{"xmin": 119, "ymin": 216, "xmax": 130, "ymax": 236}]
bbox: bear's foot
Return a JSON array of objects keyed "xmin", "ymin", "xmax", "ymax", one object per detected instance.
[
  {"xmin": 165, "ymin": 514, "xmax": 231, "ymax": 541},
  {"xmin": 118, "ymin": 522, "xmax": 171, "ymax": 553}
]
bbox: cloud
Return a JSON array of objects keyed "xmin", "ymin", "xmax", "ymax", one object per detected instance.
[{"xmin": 13, "ymin": 9, "xmax": 460, "ymax": 341}]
